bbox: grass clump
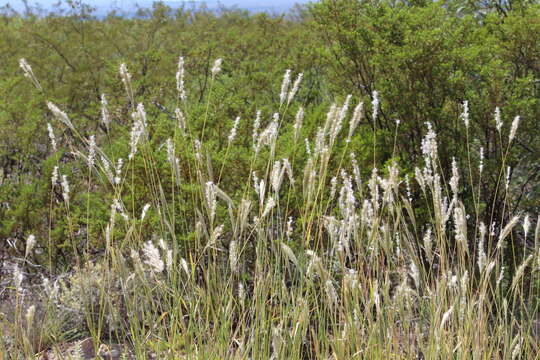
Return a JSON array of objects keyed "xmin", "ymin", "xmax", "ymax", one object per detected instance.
[{"xmin": 1, "ymin": 57, "xmax": 539, "ymax": 360}]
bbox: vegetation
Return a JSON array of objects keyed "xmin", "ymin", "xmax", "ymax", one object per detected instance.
[{"xmin": 0, "ymin": 0, "xmax": 539, "ymax": 358}]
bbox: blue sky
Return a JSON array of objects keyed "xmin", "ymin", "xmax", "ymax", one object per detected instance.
[{"xmin": 1, "ymin": 0, "xmax": 313, "ymax": 14}]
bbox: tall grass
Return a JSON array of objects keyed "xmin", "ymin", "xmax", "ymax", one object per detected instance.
[{"xmin": 2, "ymin": 58, "xmax": 539, "ymax": 359}]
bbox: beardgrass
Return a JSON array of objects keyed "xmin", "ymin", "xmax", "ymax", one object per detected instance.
[{"xmin": 1, "ymin": 60, "xmax": 539, "ymax": 359}]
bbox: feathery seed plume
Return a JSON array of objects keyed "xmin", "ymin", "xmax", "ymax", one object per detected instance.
[
  {"xmin": 325, "ymin": 280, "xmax": 338, "ymax": 307},
  {"xmin": 19, "ymin": 58, "xmax": 42, "ymax": 90},
  {"xmin": 47, "ymin": 123, "xmax": 57, "ymax": 151},
  {"xmin": 252, "ymin": 110, "xmax": 261, "ymax": 147},
  {"xmin": 25, "ymin": 305, "xmax": 36, "ymax": 329},
  {"xmin": 140, "ymin": 203, "xmax": 151, "ymax": 221},
  {"xmin": 440, "ymin": 306, "xmax": 454, "ymax": 331},
  {"xmin": 262, "ymin": 197, "xmax": 276, "ymax": 218},
  {"xmin": 479, "ymin": 147, "xmax": 484, "ymax": 173},
  {"xmin": 13, "ymin": 265, "xmax": 23, "ymax": 291},
  {"xmin": 176, "ymin": 56, "xmax": 187, "ymax": 101},
  {"xmin": 100, "ymin": 94, "xmax": 110, "ymax": 129},
  {"xmin": 287, "ymin": 72, "xmax": 303, "ymax": 104},
  {"xmin": 286, "ymin": 217, "xmax": 294, "ymax": 240},
  {"xmin": 371, "ymin": 90, "xmax": 379, "ymax": 121},
  {"xmin": 409, "ymin": 261, "xmax": 420, "ymax": 289},
  {"xmin": 114, "ymin": 158, "xmax": 123, "ymax": 185},
  {"xmin": 347, "ymin": 101, "xmax": 363, "ymax": 142},
  {"xmin": 61, "ymin": 175, "xmax": 70, "ymax": 202},
  {"xmin": 166, "ymin": 138, "xmax": 175, "ymax": 164},
  {"xmin": 497, "ymin": 215, "xmax": 520, "ymax": 250},
  {"xmin": 25, "ymin": 234, "xmax": 36, "ymax": 258},
  {"xmin": 523, "ymin": 214, "xmax": 531, "ymax": 239},
  {"xmin": 279, "ymin": 69, "xmax": 291, "ymax": 106},
  {"xmin": 88, "ymin": 135, "xmax": 96, "ymax": 167},
  {"xmin": 228, "ymin": 116, "xmax": 240, "ymax": 143},
  {"xmin": 101, "ymin": 155, "xmax": 114, "ymax": 183},
  {"xmin": 119, "ymin": 63, "xmax": 134, "ymax": 105},
  {"xmin": 293, "ymin": 107, "xmax": 304, "ymax": 142},
  {"xmin": 47, "ymin": 102, "xmax": 74, "ymax": 130},
  {"xmin": 461, "ymin": 100, "xmax": 470, "ymax": 128},
  {"xmin": 211, "ymin": 58, "xmax": 222, "ymax": 77},
  {"xmin": 175, "ymin": 108, "xmax": 186, "ymax": 133},
  {"xmin": 505, "ymin": 166, "xmax": 511, "ymax": 190},
  {"xmin": 180, "ymin": 258, "xmax": 190, "ymax": 278},
  {"xmin": 478, "ymin": 222, "xmax": 487, "ymax": 272},
  {"xmin": 128, "ymin": 119, "xmax": 144, "ymax": 160},
  {"xmin": 229, "ymin": 240, "xmax": 239, "ymax": 273},
  {"xmin": 143, "ymin": 241, "xmax": 164, "ymax": 273},
  {"xmin": 51, "ymin": 166, "xmax": 59, "ymax": 186},
  {"xmin": 509, "ymin": 115, "xmax": 520, "ymax": 143},
  {"xmin": 494, "ymin": 107, "xmax": 502, "ymax": 133}
]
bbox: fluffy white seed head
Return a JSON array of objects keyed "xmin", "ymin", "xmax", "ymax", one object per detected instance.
[
  {"xmin": 293, "ymin": 107, "xmax": 304, "ymax": 142},
  {"xmin": 205, "ymin": 182, "xmax": 217, "ymax": 223},
  {"xmin": 229, "ymin": 240, "xmax": 239, "ymax": 273},
  {"xmin": 143, "ymin": 241, "xmax": 164, "ymax": 273},
  {"xmin": 252, "ymin": 110, "xmax": 261, "ymax": 147},
  {"xmin": 479, "ymin": 147, "xmax": 484, "ymax": 173},
  {"xmin": 119, "ymin": 63, "xmax": 134, "ymax": 105},
  {"xmin": 494, "ymin": 107, "xmax": 502, "ymax": 133},
  {"xmin": 176, "ymin": 56, "xmax": 187, "ymax": 102},
  {"xmin": 19, "ymin": 58, "xmax": 41, "ymax": 90},
  {"xmin": 325, "ymin": 280, "xmax": 338, "ymax": 306},
  {"xmin": 47, "ymin": 102, "xmax": 74, "ymax": 130},
  {"xmin": 449, "ymin": 157, "xmax": 460, "ymax": 199},
  {"xmin": 409, "ymin": 261, "xmax": 420, "ymax": 289},
  {"xmin": 440, "ymin": 306, "xmax": 454, "ymax": 331},
  {"xmin": 509, "ymin": 115, "xmax": 520, "ymax": 143},
  {"xmin": 347, "ymin": 101, "xmax": 363, "ymax": 142},
  {"xmin": 180, "ymin": 258, "xmax": 190, "ymax": 278},
  {"xmin": 478, "ymin": 222, "xmax": 487, "ymax": 273},
  {"xmin": 279, "ymin": 69, "xmax": 291, "ymax": 106},
  {"xmin": 47, "ymin": 123, "xmax": 57, "ymax": 151},
  {"xmin": 261, "ymin": 197, "xmax": 276, "ymax": 218},
  {"xmin": 19, "ymin": 58, "xmax": 33, "ymax": 80},
  {"xmin": 497, "ymin": 215, "xmax": 520, "ymax": 250},
  {"xmin": 119, "ymin": 63, "xmax": 131, "ymax": 83},
  {"xmin": 25, "ymin": 234, "xmax": 36, "ymax": 258},
  {"xmin": 114, "ymin": 158, "xmax": 123, "ymax": 185},
  {"xmin": 211, "ymin": 58, "xmax": 222, "ymax": 77},
  {"xmin": 421, "ymin": 122, "xmax": 438, "ymax": 162},
  {"xmin": 423, "ymin": 227, "xmax": 433, "ymax": 262},
  {"xmin": 100, "ymin": 94, "xmax": 110, "ymax": 129},
  {"xmin": 523, "ymin": 214, "xmax": 531, "ymax": 239},
  {"xmin": 461, "ymin": 100, "xmax": 470, "ymax": 128},
  {"xmin": 175, "ymin": 108, "xmax": 186, "ymax": 133},
  {"xmin": 166, "ymin": 138, "xmax": 175, "ymax": 164},
  {"xmin": 453, "ymin": 206, "xmax": 467, "ymax": 247},
  {"xmin": 13, "ymin": 265, "xmax": 23, "ymax": 291},
  {"xmin": 101, "ymin": 155, "xmax": 114, "ymax": 183},
  {"xmin": 88, "ymin": 135, "xmax": 96, "ymax": 167},
  {"xmin": 51, "ymin": 166, "xmax": 59, "ymax": 186},
  {"xmin": 61, "ymin": 175, "xmax": 70, "ymax": 202},
  {"xmin": 140, "ymin": 203, "xmax": 151, "ymax": 221},
  {"xmin": 25, "ymin": 305, "xmax": 36, "ymax": 328},
  {"xmin": 286, "ymin": 217, "xmax": 294, "ymax": 240},
  {"xmin": 371, "ymin": 90, "xmax": 379, "ymax": 121},
  {"xmin": 228, "ymin": 116, "xmax": 240, "ymax": 143},
  {"xmin": 128, "ymin": 119, "xmax": 145, "ymax": 160},
  {"xmin": 287, "ymin": 72, "xmax": 303, "ymax": 104}
]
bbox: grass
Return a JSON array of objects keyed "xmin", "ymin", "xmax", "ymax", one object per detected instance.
[{"xmin": 1, "ymin": 59, "xmax": 539, "ymax": 359}]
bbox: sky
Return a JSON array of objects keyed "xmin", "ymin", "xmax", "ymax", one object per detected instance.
[{"xmin": 0, "ymin": 0, "xmax": 313, "ymax": 15}]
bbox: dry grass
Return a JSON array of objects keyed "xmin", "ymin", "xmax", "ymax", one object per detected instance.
[{"xmin": 1, "ymin": 60, "xmax": 539, "ymax": 359}]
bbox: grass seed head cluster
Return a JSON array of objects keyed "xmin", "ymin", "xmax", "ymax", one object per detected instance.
[{"xmin": 2, "ymin": 56, "xmax": 539, "ymax": 359}]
